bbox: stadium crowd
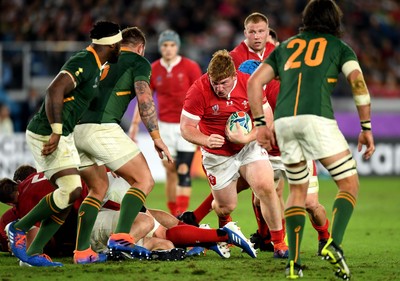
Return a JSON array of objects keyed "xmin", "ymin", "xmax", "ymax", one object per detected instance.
[
  {"xmin": 1, "ymin": 0, "xmax": 400, "ymax": 94},
  {"xmin": 0, "ymin": 0, "xmax": 399, "ymax": 132}
]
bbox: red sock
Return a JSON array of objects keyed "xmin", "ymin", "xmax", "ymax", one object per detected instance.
[
  {"xmin": 176, "ymin": 195, "xmax": 190, "ymax": 216},
  {"xmin": 193, "ymin": 193, "xmax": 214, "ymax": 223},
  {"xmin": 312, "ymin": 219, "xmax": 330, "ymax": 241},
  {"xmin": 166, "ymin": 224, "xmax": 227, "ymax": 247},
  {"xmin": 251, "ymin": 193, "xmax": 270, "ymax": 239},
  {"xmin": 218, "ymin": 215, "xmax": 232, "ymax": 228},
  {"xmin": 167, "ymin": 201, "xmax": 177, "ymax": 216},
  {"xmin": 270, "ymin": 229, "xmax": 285, "ymax": 245}
]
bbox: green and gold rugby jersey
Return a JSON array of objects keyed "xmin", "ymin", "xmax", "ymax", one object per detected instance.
[
  {"xmin": 79, "ymin": 49, "xmax": 151, "ymax": 124},
  {"xmin": 27, "ymin": 46, "xmax": 102, "ymax": 135},
  {"xmin": 265, "ymin": 31, "xmax": 358, "ymax": 120}
]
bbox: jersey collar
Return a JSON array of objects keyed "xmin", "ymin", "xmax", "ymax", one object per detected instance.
[{"xmin": 86, "ymin": 46, "xmax": 102, "ymax": 69}]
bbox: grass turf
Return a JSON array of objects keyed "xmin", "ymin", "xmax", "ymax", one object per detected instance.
[{"xmin": 0, "ymin": 176, "xmax": 399, "ymax": 280}]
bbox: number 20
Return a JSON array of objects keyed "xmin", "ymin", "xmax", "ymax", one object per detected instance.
[{"xmin": 284, "ymin": 38, "xmax": 327, "ymax": 71}]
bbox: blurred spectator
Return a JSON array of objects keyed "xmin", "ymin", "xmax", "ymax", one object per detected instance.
[
  {"xmin": 19, "ymin": 87, "xmax": 44, "ymax": 130},
  {"xmin": 0, "ymin": 102, "xmax": 14, "ymax": 134}
]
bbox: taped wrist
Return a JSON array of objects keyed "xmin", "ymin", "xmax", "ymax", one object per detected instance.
[
  {"xmin": 150, "ymin": 130, "xmax": 161, "ymax": 140},
  {"xmin": 253, "ymin": 115, "xmax": 266, "ymax": 127},
  {"xmin": 360, "ymin": 120, "xmax": 371, "ymax": 131},
  {"xmin": 51, "ymin": 123, "xmax": 63, "ymax": 134}
]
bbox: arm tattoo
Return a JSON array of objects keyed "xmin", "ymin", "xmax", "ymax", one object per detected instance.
[{"xmin": 135, "ymin": 81, "xmax": 159, "ymax": 132}]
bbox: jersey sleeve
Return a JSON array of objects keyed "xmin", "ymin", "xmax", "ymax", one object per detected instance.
[
  {"xmin": 133, "ymin": 56, "xmax": 152, "ymax": 84},
  {"xmin": 264, "ymin": 48, "xmax": 279, "ymax": 76},
  {"xmin": 188, "ymin": 60, "xmax": 202, "ymax": 84},
  {"xmin": 339, "ymin": 42, "xmax": 359, "ymax": 67},
  {"xmin": 61, "ymin": 52, "xmax": 98, "ymax": 87},
  {"xmin": 183, "ymin": 81, "xmax": 205, "ymax": 119}
]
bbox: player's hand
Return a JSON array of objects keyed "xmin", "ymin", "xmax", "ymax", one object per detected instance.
[
  {"xmin": 225, "ymin": 123, "xmax": 250, "ymax": 144},
  {"xmin": 206, "ymin": 134, "xmax": 225, "ymax": 149},
  {"xmin": 358, "ymin": 130, "xmax": 375, "ymax": 160},
  {"xmin": 42, "ymin": 133, "xmax": 61, "ymax": 156},
  {"xmin": 255, "ymin": 125, "xmax": 275, "ymax": 151},
  {"xmin": 153, "ymin": 138, "xmax": 174, "ymax": 163}
]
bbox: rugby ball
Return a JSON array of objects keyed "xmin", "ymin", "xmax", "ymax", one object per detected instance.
[{"xmin": 226, "ymin": 111, "xmax": 253, "ymax": 134}]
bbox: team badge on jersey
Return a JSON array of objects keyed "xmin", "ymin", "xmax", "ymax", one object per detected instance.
[
  {"xmin": 212, "ymin": 104, "xmax": 219, "ymax": 115},
  {"xmin": 207, "ymin": 174, "xmax": 216, "ymax": 186}
]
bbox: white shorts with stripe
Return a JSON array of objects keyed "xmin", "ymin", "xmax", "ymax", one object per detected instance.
[
  {"xmin": 201, "ymin": 141, "xmax": 269, "ymax": 191},
  {"xmin": 26, "ymin": 130, "xmax": 81, "ymax": 178},
  {"xmin": 74, "ymin": 123, "xmax": 141, "ymax": 171}
]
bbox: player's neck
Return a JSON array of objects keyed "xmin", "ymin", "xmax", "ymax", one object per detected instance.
[{"xmin": 162, "ymin": 55, "xmax": 179, "ymax": 66}]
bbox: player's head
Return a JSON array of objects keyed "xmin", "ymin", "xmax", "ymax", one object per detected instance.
[
  {"xmin": 90, "ymin": 21, "xmax": 122, "ymax": 63},
  {"xmin": 244, "ymin": 12, "xmax": 270, "ymax": 53},
  {"xmin": 300, "ymin": 0, "xmax": 343, "ymax": 37},
  {"xmin": 0, "ymin": 178, "xmax": 18, "ymax": 205},
  {"xmin": 267, "ymin": 28, "xmax": 279, "ymax": 46},
  {"xmin": 13, "ymin": 164, "xmax": 37, "ymax": 182},
  {"xmin": 122, "ymin": 27, "xmax": 146, "ymax": 56},
  {"xmin": 158, "ymin": 30, "xmax": 181, "ymax": 60},
  {"xmin": 207, "ymin": 50, "xmax": 237, "ymax": 98}
]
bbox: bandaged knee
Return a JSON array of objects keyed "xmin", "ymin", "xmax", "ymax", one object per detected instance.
[
  {"xmin": 176, "ymin": 152, "xmax": 194, "ymax": 187},
  {"xmin": 53, "ymin": 175, "xmax": 82, "ymax": 209},
  {"xmin": 326, "ymin": 154, "xmax": 357, "ymax": 180},
  {"xmin": 285, "ymin": 163, "xmax": 309, "ymax": 184}
]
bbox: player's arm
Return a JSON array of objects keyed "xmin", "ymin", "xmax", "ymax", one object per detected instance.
[
  {"xmin": 247, "ymin": 63, "xmax": 276, "ymax": 150},
  {"xmin": 42, "ymin": 72, "xmax": 76, "ymax": 156},
  {"xmin": 135, "ymin": 80, "xmax": 173, "ymax": 162},
  {"xmin": 128, "ymin": 103, "xmax": 141, "ymax": 141},
  {"xmin": 343, "ymin": 61, "xmax": 375, "ymax": 159},
  {"xmin": 180, "ymin": 112, "xmax": 225, "ymax": 149}
]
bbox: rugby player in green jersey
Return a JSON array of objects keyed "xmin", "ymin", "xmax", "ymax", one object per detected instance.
[
  {"xmin": 73, "ymin": 27, "xmax": 173, "ymax": 263},
  {"xmin": 5, "ymin": 21, "xmax": 122, "ymax": 267},
  {"xmin": 247, "ymin": 0, "xmax": 375, "ymax": 279}
]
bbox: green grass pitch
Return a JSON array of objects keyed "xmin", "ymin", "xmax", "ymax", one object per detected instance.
[{"xmin": 0, "ymin": 176, "xmax": 399, "ymax": 280}]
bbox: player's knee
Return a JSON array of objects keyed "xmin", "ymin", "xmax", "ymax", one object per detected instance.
[
  {"xmin": 177, "ymin": 170, "xmax": 191, "ymax": 187},
  {"xmin": 213, "ymin": 202, "xmax": 235, "ymax": 216},
  {"xmin": 54, "ymin": 175, "xmax": 82, "ymax": 209},
  {"xmin": 285, "ymin": 163, "xmax": 309, "ymax": 185},
  {"xmin": 326, "ymin": 154, "xmax": 357, "ymax": 181},
  {"xmin": 176, "ymin": 152, "xmax": 194, "ymax": 187}
]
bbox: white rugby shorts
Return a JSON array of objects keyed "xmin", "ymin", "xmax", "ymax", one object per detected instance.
[
  {"xmin": 159, "ymin": 121, "xmax": 196, "ymax": 159},
  {"xmin": 26, "ymin": 130, "xmax": 80, "ymax": 178},
  {"xmin": 201, "ymin": 141, "xmax": 269, "ymax": 190},
  {"xmin": 74, "ymin": 123, "xmax": 141, "ymax": 171},
  {"xmin": 275, "ymin": 115, "xmax": 349, "ymax": 164}
]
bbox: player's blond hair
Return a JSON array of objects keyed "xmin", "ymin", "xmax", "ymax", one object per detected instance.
[
  {"xmin": 207, "ymin": 50, "xmax": 236, "ymax": 82},
  {"xmin": 244, "ymin": 12, "xmax": 269, "ymax": 28}
]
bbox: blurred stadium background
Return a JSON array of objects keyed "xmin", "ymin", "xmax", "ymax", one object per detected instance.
[{"xmin": 1, "ymin": 0, "xmax": 399, "ymax": 180}]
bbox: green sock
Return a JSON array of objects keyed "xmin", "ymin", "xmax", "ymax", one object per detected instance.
[
  {"xmin": 284, "ymin": 206, "xmax": 307, "ymax": 265},
  {"xmin": 26, "ymin": 214, "xmax": 65, "ymax": 256},
  {"xmin": 115, "ymin": 187, "xmax": 146, "ymax": 233},
  {"xmin": 15, "ymin": 193, "xmax": 62, "ymax": 232},
  {"xmin": 75, "ymin": 196, "xmax": 101, "ymax": 251},
  {"xmin": 331, "ymin": 191, "xmax": 356, "ymax": 246}
]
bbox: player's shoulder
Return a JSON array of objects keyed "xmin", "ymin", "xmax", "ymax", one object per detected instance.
[{"xmin": 181, "ymin": 56, "xmax": 200, "ymax": 66}]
